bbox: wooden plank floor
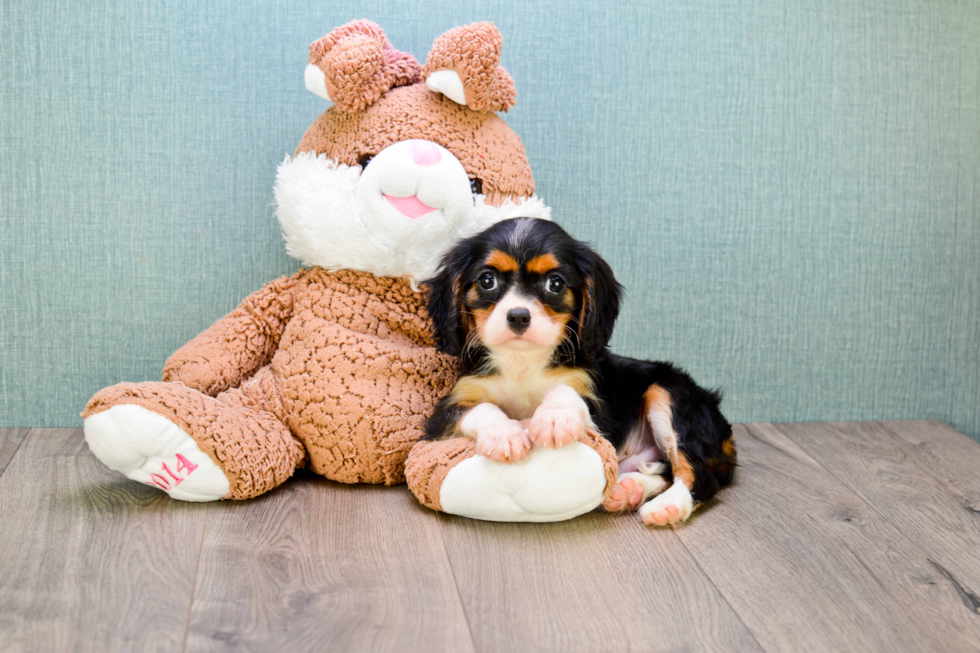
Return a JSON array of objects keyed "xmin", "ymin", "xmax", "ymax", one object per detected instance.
[{"xmin": 1, "ymin": 421, "xmax": 979, "ymax": 653}]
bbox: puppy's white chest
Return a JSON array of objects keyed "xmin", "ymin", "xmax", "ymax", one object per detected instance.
[
  {"xmin": 483, "ymin": 375, "xmax": 555, "ymax": 421},
  {"xmin": 483, "ymin": 349, "xmax": 563, "ymax": 420}
]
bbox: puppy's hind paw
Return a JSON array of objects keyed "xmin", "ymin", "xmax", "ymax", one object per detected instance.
[
  {"xmin": 639, "ymin": 482, "xmax": 694, "ymax": 527},
  {"xmin": 602, "ymin": 471, "xmax": 669, "ymax": 513},
  {"xmin": 603, "ymin": 474, "xmax": 644, "ymax": 513}
]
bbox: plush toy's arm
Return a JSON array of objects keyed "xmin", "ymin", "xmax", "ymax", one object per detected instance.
[{"xmin": 162, "ymin": 274, "xmax": 301, "ymax": 396}]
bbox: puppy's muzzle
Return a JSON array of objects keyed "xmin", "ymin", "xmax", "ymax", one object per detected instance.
[{"xmin": 506, "ymin": 307, "xmax": 531, "ymax": 335}]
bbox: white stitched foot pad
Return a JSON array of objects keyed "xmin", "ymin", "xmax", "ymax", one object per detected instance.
[
  {"xmin": 439, "ymin": 441, "xmax": 608, "ymax": 522},
  {"xmin": 84, "ymin": 404, "xmax": 230, "ymax": 501}
]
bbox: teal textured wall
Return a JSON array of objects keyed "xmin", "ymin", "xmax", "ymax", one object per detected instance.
[{"xmin": 2, "ymin": 1, "xmax": 978, "ymax": 438}]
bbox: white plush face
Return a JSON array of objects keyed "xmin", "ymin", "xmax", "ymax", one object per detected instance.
[
  {"xmin": 355, "ymin": 139, "xmax": 475, "ymax": 254},
  {"xmin": 275, "ymin": 140, "xmax": 550, "ymax": 284}
]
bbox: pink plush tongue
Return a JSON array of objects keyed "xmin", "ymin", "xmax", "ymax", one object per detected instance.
[{"xmin": 385, "ymin": 194, "xmax": 436, "ymax": 219}]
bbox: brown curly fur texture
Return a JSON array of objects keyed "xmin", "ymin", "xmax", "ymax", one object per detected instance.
[
  {"xmin": 404, "ymin": 430, "xmax": 620, "ymax": 513},
  {"xmin": 296, "ymin": 84, "xmax": 533, "ymax": 206},
  {"xmin": 162, "ymin": 275, "xmax": 297, "ymax": 397},
  {"xmin": 308, "ymin": 19, "xmax": 421, "ymax": 112},
  {"xmin": 269, "ymin": 269, "xmax": 457, "ymax": 484},
  {"xmin": 87, "ymin": 269, "xmax": 458, "ymax": 494},
  {"xmin": 422, "ymin": 22, "xmax": 516, "ymax": 113}
]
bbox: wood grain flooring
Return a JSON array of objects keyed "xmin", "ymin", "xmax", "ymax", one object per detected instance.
[{"xmin": 1, "ymin": 421, "xmax": 978, "ymax": 653}]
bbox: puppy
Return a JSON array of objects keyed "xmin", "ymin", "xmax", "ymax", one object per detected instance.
[{"xmin": 423, "ymin": 218, "xmax": 736, "ymax": 526}]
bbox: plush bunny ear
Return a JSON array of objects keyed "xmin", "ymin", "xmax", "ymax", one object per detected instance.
[
  {"xmin": 422, "ymin": 22, "xmax": 517, "ymax": 113},
  {"xmin": 306, "ymin": 19, "xmax": 422, "ymax": 112}
]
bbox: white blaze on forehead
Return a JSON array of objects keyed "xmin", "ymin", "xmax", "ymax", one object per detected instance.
[{"xmin": 507, "ymin": 217, "xmax": 535, "ymax": 250}]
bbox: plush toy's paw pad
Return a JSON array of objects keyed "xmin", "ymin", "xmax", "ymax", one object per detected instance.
[
  {"xmin": 476, "ymin": 419, "xmax": 531, "ymax": 463},
  {"xmin": 84, "ymin": 404, "xmax": 230, "ymax": 501},
  {"xmin": 529, "ymin": 407, "xmax": 585, "ymax": 449},
  {"xmin": 639, "ymin": 482, "xmax": 694, "ymax": 527}
]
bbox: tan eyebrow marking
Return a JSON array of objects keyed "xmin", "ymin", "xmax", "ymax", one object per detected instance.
[
  {"xmin": 527, "ymin": 253, "xmax": 559, "ymax": 275},
  {"xmin": 485, "ymin": 250, "xmax": 519, "ymax": 272}
]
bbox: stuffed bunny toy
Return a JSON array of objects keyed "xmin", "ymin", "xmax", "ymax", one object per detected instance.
[{"xmin": 83, "ymin": 20, "xmax": 616, "ymax": 520}]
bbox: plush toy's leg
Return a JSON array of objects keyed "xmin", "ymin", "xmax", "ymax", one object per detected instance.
[
  {"xmin": 405, "ymin": 431, "xmax": 619, "ymax": 522},
  {"xmin": 404, "ymin": 437, "xmax": 477, "ymax": 512},
  {"xmin": 83, "ymin": 367, "xmax": 305, "ymax": 501}
]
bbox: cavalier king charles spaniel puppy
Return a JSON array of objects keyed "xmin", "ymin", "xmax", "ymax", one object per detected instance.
[{"xmin": 423, "ymin": 218, "xmax": 736, "ymax": 526}]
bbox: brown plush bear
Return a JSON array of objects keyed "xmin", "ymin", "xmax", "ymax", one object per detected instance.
[{"xmin": 82, "ymin": 21, "xmax": 617, "ymax": 518}]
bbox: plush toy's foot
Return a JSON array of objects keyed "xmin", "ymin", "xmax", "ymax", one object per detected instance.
[
  {"xmin": 639, "ymin": 482, "xmax": 695, "ymax": 527},
  {"xmin": 602, "ymin": 465, "xmax": 670, "ymax": 513},
  {"xmin": 82, "ymin": 380, "xmax": 306, "ymax": 500},
  {"xmin": 406, "ymin": 430, "xmax": 619, "ymax": 523},
  {"xmin": 85, "ymin": 404, "xmax": 230, "ymax": 501}
]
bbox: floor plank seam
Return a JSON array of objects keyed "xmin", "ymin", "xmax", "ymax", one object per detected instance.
[
  {"xmin": 180, "ymin": 502, "xmax": 211, "ymax": 653},
  {"xmin": 0, "ymin": 428, "xmax": 31, "ymax": 479},
  {"xmin": 433, "ymin": 518, "xmax": 480, "ymax": 653},
  {"xmin": 670, "ymin": 529, "xmax": 770, "ymax": 653}
]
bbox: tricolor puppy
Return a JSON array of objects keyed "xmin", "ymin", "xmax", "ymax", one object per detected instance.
[{"xmin": 424, "ymin": 218, "xmax": 736, "ymax": 526}]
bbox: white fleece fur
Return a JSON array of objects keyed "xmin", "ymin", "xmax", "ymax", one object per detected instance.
[{"xmin": 275, "ymin": 150, "xmax": 551, "ymax": 284}]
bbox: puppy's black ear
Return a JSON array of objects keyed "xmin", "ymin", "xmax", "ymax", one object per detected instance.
[
  {"xmin": 576, "ymin": 245, "xmax": 623, "ymax": 360},
  {"xmin": 424, "ymin": 246, "xmax": 475, "ymax": 356}
]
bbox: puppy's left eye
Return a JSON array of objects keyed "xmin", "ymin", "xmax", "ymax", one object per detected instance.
[
  {"xmin": 470, "ymin": 178, "xmax": 483, "ymax": 195},
  {"xmin": 546, "ymin": 276, "xmax": 565, "ymax": 294},
  {"xmin": 479, "ymin": 272, "xmax": 497, "ymax": 291}
]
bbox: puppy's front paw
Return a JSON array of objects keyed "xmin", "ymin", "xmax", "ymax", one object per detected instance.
[
  {"xmin": 528, "ymin": 405, "xmax": 585, "ymax": 449},
  {"xmin": 476, "ymin": 420, "xmax": 532, "ymax": 463}
]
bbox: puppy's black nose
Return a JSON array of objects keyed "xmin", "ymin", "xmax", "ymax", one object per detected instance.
[{"xmin": 506, "ymin": 307, "xmax": 531, "ymax": 334}]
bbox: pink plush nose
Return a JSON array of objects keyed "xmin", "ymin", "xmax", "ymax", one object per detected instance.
[{"xmin": 410, "ymin": 140, "xmax": 441, "ymax": 166}]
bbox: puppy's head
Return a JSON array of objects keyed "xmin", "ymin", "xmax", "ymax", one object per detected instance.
[{"xmin": 426, "ymin": 218, "xmax": 622, "ymax": 363}]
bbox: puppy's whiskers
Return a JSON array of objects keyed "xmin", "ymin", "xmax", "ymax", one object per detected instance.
[{"xmin": 460, "ymin": 328, "xmax": 485, "ymax": 362}]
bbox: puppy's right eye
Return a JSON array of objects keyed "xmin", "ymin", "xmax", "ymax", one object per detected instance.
[
  {"xmin": 357, "ymin": 154, "xmax": 374, "ymax": 169},
  {"xmin": 479, "ymin": 272, "xmax": 497, "ymax": 291}
]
